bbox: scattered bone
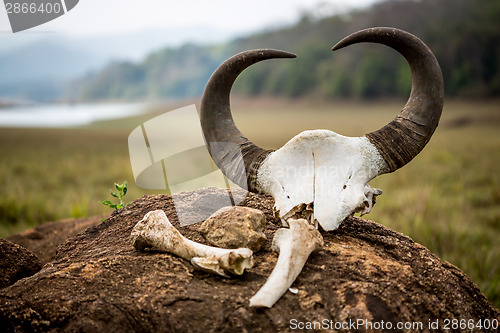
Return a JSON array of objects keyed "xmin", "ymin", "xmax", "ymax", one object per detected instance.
[
  {"xmin": 199, "ymin": 206, "xmax": 267, "ymax": 252},
  {"xmin": 131, "ymin": 210, "xmax": 254, "ymax": 277},
  {"xmin": 249, "ymin": 218, "xmax": 324, "ymax": 308}
]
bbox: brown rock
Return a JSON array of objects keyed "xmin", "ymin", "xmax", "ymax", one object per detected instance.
[
  {"xmin": 0, "ymin": 238, "xmax": 42, "ymax": 289},
  {"xmin": 199, "ymin": 206, "xmax": 267, "ymax": 252},
  {"xmin": 0, "ymin": 187, "xmax": 498, "ymax": 332}
]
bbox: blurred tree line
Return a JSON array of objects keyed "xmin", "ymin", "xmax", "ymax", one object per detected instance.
[{"xmin": 73, "ymin": 0, "xmax": 500, "ymax": 100}]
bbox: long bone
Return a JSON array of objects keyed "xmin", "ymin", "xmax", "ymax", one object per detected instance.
[
  {"xmin": 131, "ymin": 210, "xmax": 254, "ymax": 277},
  {"xmin": 249, "ymin": 218, "xmax": 323, "ymax": 308},
  {"xmin": 200, "ymin": 27, "xmax": 444, "ymax": 307}
]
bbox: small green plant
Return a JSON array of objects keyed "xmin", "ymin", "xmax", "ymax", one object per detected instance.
[{"xmin": 100, "ymin": 181, "xmax": 130, "ymax": 210}]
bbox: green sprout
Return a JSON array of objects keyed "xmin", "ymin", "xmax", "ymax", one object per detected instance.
[{"xmin": 100, "ymin": 181, "xmax": 130, "ymax": 210}]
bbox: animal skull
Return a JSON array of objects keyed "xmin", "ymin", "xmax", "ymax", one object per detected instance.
[
  {"xmin": 200, "ymin": 27, "xmax": 444, "ymax": 306},
  {"xmin": 257, "ymin": 130, "xmax": 387, "ymax": 230}
]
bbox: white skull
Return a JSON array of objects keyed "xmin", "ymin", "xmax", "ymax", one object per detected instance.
[{"xmin": 257, "ymin": 130, "xmax": 387, "ymax": 230}]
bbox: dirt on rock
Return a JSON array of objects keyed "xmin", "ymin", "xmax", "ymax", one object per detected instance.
[
  {"xmin": 1, "ymin": 187, "xmax": 499, "ymax": 332},
  {"xmin": 7, "ymin": 215, "xmax": 107, "ymax": 264},
  {"xmin": 0, "ymin": 238, "xmax": 42, "ymax": 289}
]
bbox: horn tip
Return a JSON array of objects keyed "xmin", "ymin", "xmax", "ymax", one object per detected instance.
[
  {"xmin": 331, "ymin": 43, "xmax": 343, "ymax": 52},
  {"xmin": 242, "ymin": 49, "xmax": 296, "ymax": 61},
  {"xmin": 276, "ymin": 50, "xmax": 297, "ymax": 59}
]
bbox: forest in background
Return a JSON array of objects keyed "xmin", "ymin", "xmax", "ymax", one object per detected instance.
[{"xmin": 72, "ymin": 0, "xmax": 500, "ymax": 101}]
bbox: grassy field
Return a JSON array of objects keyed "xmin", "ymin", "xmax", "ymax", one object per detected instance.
[{"xmin": 1, "ymin": 98, "xmax": 499, "ymax": 308}]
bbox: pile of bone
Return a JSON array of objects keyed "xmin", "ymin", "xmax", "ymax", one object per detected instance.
[{"xmin": 130, "ymin": 206, "xmax": 323, "ymax": 308}]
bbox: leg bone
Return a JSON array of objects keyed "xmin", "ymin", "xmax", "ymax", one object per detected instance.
[
  {"xmin": 131, "ymin": 210, "xmax": 254, "ymax": 277},
  {"xmin": 249, "ymin": 218, "xmax": 324, "ymax": 308}
]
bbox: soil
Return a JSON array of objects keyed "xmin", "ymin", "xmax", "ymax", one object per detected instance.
[
  {"xmin": 1, "ymin": 187, "xmax": 499, "ymax": 332},
  {"xmin": 0, "ymin": 239, "xmax": 42, "ymax": 289}
]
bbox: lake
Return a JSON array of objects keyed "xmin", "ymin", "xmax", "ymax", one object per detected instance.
[{"xmin": 0, "ymin": 103, "xmax": 147, "ymax": 128}]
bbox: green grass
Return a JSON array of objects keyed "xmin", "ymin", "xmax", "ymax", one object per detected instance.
[{"xmin": 1, "ymin": 98, "xmax": 499, "ymax": 308}]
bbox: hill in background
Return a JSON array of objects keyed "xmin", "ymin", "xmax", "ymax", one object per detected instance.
[{"xmin": 5, "ymin": 0, "xmax": 500, "ymax": 102}]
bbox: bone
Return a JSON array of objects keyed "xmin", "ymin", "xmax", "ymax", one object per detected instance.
[
  {"xmin": 257, "ymin": 130, "xmax": 387, "ymax": 231},
  {"xmin": 358, "ymin": 185, "xmax": 383, "ymax": 216},
  {"xmin": 249, "ymin": 218, "xmax": 324, "ymax": 308},
  {"xmin": 131, "ymin": 210, "xmax": 254, "ymax": 277},
  {"xmin": 201, "ymin": 29, "xmax": 443, "ymax": 221}
]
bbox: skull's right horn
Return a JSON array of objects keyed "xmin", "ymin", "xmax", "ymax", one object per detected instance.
[{"xmin": 333, "ymin": 27, "xmax": 444, "ymax": 172}]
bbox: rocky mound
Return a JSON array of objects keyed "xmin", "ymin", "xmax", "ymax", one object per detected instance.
[{"xmin": 1, "ymin": 188, "xmax": 499, "ymax": 332}]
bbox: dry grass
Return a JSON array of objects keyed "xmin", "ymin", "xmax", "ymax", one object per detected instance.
[{"xmin": 0, "ymin": 98, "xmax": 499, "ymax": 307}]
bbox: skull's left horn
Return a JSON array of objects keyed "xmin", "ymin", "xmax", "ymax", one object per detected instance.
[
  {"xmin": 332, "ymin": 27, "xmax": 444, "ymax": 173},
  {"xmin": 200, "ymin": 49, "xmax": 296, "ymax": 191}
]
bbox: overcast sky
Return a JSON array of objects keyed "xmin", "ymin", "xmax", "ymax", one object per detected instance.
[{"xmin": 1, "ymin": 0, "xmax": 379, "ymax": 36}]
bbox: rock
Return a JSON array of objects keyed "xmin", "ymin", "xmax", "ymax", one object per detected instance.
[
  {"xmin": 0, "ymin": 187, "xmax": 498, "ymax": 332},
  {"xmin": 0, "ymin": 238, "xmax": 42, "ymax": 289},
  {"xmin": 199, "ymin": 206, "xmax": 267, "ymax": 252}
]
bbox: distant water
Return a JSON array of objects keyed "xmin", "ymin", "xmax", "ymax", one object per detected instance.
[{"xmin": 0, "ymin": 103, "xmax": 146, "ymax": 128}]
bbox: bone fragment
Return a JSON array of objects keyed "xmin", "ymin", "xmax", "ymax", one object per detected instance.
[
  {"xmin": 249, "ymin": 218, "xmax": 324, "ymax": 308},
  {"xmin": 131, "ymin": 210, "xmax": 254, "ymax": 277},
  {"xmin": 358, "ymin": 185, "xmax": 383, "ymax": 216}
]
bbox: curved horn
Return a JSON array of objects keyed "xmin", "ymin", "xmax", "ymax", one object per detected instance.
[
  {"xmin": 332, "ymin": 27, "xmax": 444, "ymax": 172},
  {"xmin": 200, "ymin": 49, "xmax": 296, "ymax": 191}
]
